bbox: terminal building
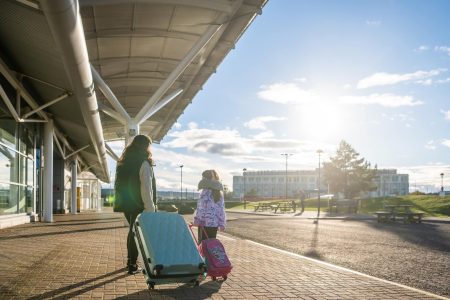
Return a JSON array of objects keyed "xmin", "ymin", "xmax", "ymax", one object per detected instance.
[
  {"xmin": 232, "ymin": 169, "xmax": 409, "ymax": 199},
  {"xmin": 0, "ymin": 0, "xmax": 267, "ymax": 229}
]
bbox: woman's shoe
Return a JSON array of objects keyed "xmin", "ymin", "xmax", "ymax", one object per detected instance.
[{"xmin": 128, "ymin": 264, "xmax": 140, "ymax": 274}]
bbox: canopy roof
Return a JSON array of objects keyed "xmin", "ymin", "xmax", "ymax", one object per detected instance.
[{"xmin": 0, "ymin": 0, "xmax": 267, "ymax": 182}]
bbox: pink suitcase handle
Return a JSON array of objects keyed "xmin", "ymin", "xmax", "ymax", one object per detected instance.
[{"xmin": 188, "ymin": 223, "xmax": 209, "ymax": 245}]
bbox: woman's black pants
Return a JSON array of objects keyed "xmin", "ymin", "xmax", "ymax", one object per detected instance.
[{"xmin": 124, "ymin": 211, "xmax": 140, "ymax": 266}]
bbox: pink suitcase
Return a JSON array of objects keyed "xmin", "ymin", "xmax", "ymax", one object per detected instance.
[{"xmin": 189, "ymin": 224, "xmax": 232, "ymax": 281}]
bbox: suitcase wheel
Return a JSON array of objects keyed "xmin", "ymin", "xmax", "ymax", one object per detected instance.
[
  {"xmin": 190, "ymin": 279, "xmax": 200, "ymax": 287},
  {"xmin": 223, "ymin": 275, "xmax": 227, "ymax": 281},
  {"xmin": 211, "ymin": 276, "xmax": 217, "ymax": 281},
  {"xmin": 147, "ymin": 281, "xmax": 155, "ymax": 290}
]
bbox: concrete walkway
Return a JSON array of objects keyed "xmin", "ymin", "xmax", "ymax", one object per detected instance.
[{"xmin": 0, "ymin": 211, "xmax": 447, "ymax": 299}]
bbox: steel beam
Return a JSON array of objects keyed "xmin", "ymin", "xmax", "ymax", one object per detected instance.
[
  {"xmin": 22, "ymin": 93, "xmax": 69, "ymax": 119},
  {"xmin": 91, "ymin": 65, "xmax": 131, "ymax": 123},
  {"xmin": 41, "ymin": 0, "xmax": 110, "ymax": 182},
  {"xmin": 134, "ymin": 24, "xmax": 222, "ymax": 124},
  {"xmin": 79, "ymin": 0, "xmax": 235, "ymax": 14}
]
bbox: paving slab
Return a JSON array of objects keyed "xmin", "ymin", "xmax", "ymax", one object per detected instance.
[{"xmin": 0, "ymin": 212, "xmax": 447, "ymax": 299}]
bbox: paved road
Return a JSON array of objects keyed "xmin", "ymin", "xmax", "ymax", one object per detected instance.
[{"xmin": 223, "ymin": 212, "xmax": 450, "ymax": 297}]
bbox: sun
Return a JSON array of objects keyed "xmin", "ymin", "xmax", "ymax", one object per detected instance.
[{"xmin": 296, "ymin": 101, "xmax": 344, "ymax": 140}]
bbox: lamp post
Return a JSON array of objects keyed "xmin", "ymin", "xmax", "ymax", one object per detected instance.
[
  {"xmin": 281, "ymin": 153, "xmax": 293, "ymax": 201},
  {"xmin": 440, "ymin": 173, "xmax": 444, "ymax": 192},
  {"xmin": 179, "ymin": 165, "xmax": 183, "ymax": 202},
  {"xmin": 243, "ymin": 168, "xmax": 247, "ymax": 209},
  {"xmin": 316, "ymin": 149, "xmax": 323, "ymax": 218}
]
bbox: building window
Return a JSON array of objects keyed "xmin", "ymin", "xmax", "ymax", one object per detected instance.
[{"xmin": 0, "ymin": 120, "xmax": 35, "ymax": 216}]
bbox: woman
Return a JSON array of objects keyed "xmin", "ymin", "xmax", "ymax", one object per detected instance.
[
  {"xmin": 114, "ymin": 135, "xmax": 156, "ymax": 274},
  {"xmin": 193, "ymin": 169, "xmax": 226, "ymax": 243}
]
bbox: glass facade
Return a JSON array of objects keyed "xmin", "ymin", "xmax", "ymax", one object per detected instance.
[{"xmin": 0, "ymin": 119, "xmax": 35, "ymax": 215}]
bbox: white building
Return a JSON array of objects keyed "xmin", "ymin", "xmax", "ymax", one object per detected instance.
[
  {"xmin": 233, "ymin": 169, "xmax": 409, "ymax": 199},
  {"xmin": 366, "ymin": 169, "xmax": 409, "ymax": 197},
  {"xmin": 233, "ymin": 170, "xmax": 325, "ymax": 199}
]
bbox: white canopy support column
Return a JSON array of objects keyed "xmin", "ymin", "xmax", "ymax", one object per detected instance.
[
  {"xmin": 125, "ymin": 121, "xmax": 139, "ymax": 146},
  {"xmin": 138, "ymin": 88, "xmax": 183, "ymax": 125},
  {"xmin": 98, "ymin": 103, "xmax": 126, "ymax": 125},
  {"xmin": 43, "ymin": 119, "xmax": 54, "ymax": 222},
  {"xmin": 91, "ymin": 65, "xmax": 131, "ymax": 124},
  {"xmin": 133, "ymin": 24, "xmax": 223, "ymax": 125},
  {"xmin": 71, "ymin": 156, "xmax": 77, "ymax": 214},
  {"xmin": 105, "ymin": 142, "xmax": 119, "ymax": 161}
]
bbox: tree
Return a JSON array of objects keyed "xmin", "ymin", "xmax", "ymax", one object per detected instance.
[{"xmin": 323, "ymin": 140, "xmax": 377, "ymax": 199}]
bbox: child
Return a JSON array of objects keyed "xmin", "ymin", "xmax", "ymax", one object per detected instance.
[{"xmin": 193, "ymin": 170, "xmax": 226, "ymax": 242}]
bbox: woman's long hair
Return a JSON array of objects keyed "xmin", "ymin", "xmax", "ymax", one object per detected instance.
[
  {"xmin": 202, "ymin": 169, "xmax": 222, "ymax": 202},
  {"xmin": 118, "ymin": 135, "xmax": 153, "ymax": 165}
]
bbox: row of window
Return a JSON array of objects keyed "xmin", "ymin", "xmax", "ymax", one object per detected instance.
[
  {"xmin": 237, "ymin": 177, "xmax": 317, "ymax": 183},
  {"xmin": 0, "ymin": 119, "xmax": 36, "ymax": 215}
]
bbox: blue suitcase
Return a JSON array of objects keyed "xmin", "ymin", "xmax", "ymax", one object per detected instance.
[{"xmin": 133, "ymin": 212, "xmax": 206, "ymax": 289}]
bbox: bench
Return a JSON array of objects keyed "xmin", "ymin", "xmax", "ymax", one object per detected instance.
[
  {"xmin": 253, "ymin": 203, "xmax": 274, "ymax": 212},
  {"xmin": 273, "ymin": 202, "xmax": 296, "ymax": 213},
  {"xmin": 396, "ymin": 212, "xmax": 424, "ymax": 224},
  {"xmin": 328, "ymin": 199, "xmax": 359, "ymax": 214},
  {"xmin": 375, "ymin": 211, "xmax": 394, "ymax": 223},
  {"xmin": 375, "ymin": 211, "xmax": 424, "ymax": 223}
]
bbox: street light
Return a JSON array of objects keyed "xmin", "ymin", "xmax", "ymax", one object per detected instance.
[
  {"xmin": 440, "ymin": 173, "xmax": 444, "ymax": 192},
  {"xmin": 316, "ymin": 149, "xmax": 323, "ymax": 218},
  {"xmin": 281, "ymin": 153, "xmax": 293, "ymax": 201},
  {"xmin": 179, "ymin": 165, "xmax": 183, "ymax": 202},
  {"xmin": 243, "ymin": 168, "xmax": 247, "ymax": 209}
]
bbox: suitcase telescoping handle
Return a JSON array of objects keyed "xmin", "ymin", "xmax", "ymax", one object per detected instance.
[{"xmin": 188, "ymin": 223, "xmax": 209, "ymax": 245}]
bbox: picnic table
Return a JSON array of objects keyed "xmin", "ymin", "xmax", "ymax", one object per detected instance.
[
  {"xmin": 375, "ymin": 205, "xmax": 424, "ymax": 223},
  {"xmin": 327, "ymin": 199, "xmax": 359, "ymax": 214},
  {"xmin": 273, "ymin": 202, "xmax": 296, "ymax": 213},
  {"xmin": 253, "ymin": 202, "xmax": 296, "ymax": 213},
  {"xmin": 253, "ymin": 203, "xmax": 277, "ymax": 212}
]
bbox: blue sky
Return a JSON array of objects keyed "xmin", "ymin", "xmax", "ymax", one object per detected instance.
[{"xmin": 109, "ymin": 0, "xmax": 450, "ymax": 193}]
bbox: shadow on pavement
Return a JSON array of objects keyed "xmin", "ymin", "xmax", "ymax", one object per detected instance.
[
  {"xmin": 0, "ymin": 225, "xmax": 127, "ymax": 240},
  {"xmin": 28, "ymin": 219, "xmax": 124, "ymax": 228},
  {"xmin": 304, "ymin": 221, "xmax": 324, "ymax": 260},
  {"xmin": 363, "ymin": 220, "xmax": 450, "ymax": 251},
  {"xmin": 117, "ymin": 280, "xmax": 224, "ymax": 300},
  {"xmin": 27, "ymin": 268, "xmax": 128, "ymax": 300}
]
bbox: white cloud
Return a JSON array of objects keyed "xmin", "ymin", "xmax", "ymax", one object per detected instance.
[
  {"xmin": 164, "ymin": 127, "xmax": 247, "ymax": 155},
  {"xmin": 442, "ymin": 110, "xmax": 450, "ymax": 120},
  {"xmin": 188, "ymin": 122, "xmax": 198, "ymax": 129},
  {"xmin": 173, "ymin": 122, "xmax": 182, "ymax": 129},
  {"xmin": 442, "ymin": 139, "xmax": 450, "ymax": 148},
  {"xmin": 425, "ymin": 140, "xmax": 436, "ymax": 150},
  {"xmin": 366, "ymin": 20, "xmax": 381, "ymax": 26},
  {"xmin": 415, "ymin": 45, "xmax": 429, "ymax": 52},
  {"xmin": 435, "ymin": 46, "xmax": 450, "ymax": 56},
  {"xmin": 357, "ymin": 69, "xmax": 446, "ymax": 89},
  {"xmin": 162, "ymin": 126, "xmax": 333, "ymax": 163},
  {"xmin": 244, "ymin": 116, "xmax": 286, "ymax": 130},
  {"xmin": 253, "ymin": 131, "xmax": 274, "ymax": 139},
  {"xmin": 416, "ymin": 78, "xmax": 433, "ymax": 86},
  {"xmin": 436, "ymin": 77, "xmax": 450, "ymax": 84},
  {"xmin": 339, "ymin": 93, "xmax": 423, "ymax": 107},
  {"xmin": 342, "ymin": 84, "xmax": 352, "ymax": 90},
  {"xmin": 257, "ymin": 82, "xmax": 318, "ymax": 104},
  {"xmin": 294, "ymin": 77, "xmax": 307, "ymax": 83}
]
